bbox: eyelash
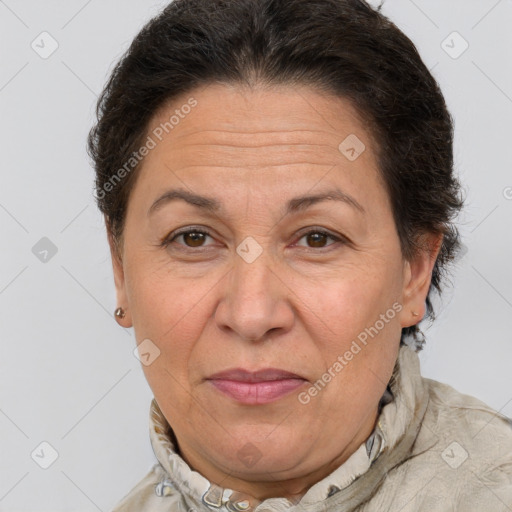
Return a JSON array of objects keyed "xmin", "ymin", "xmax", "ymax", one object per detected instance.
[{"xmin": 161, "ymin": 226, "xmax": 347, "ymax": 252}]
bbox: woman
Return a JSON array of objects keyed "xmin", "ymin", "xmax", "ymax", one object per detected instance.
[{"xmin": 87, "ymin": 0, "xmax": 512, "ymax": 510}]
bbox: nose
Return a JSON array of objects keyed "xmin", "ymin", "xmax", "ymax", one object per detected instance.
[{"xmin": 214, "ymin": 247, "xmax": 294, "ymax": 343}]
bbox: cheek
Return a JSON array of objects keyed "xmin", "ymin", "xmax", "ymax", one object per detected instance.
[
  {"xmin": 126, "ymin": 266, "xmax": 211, "ymax": 394},
  {"xmin": 302, "ymin": 264, "xmax": 403, "ymax": 406},
  {"xmin": 310, "ymin": 266, "xmax": 401, "ymax": 340},
  {"xmin": 126, "ymin": 257, "xmax": 210, "ymax": 340}
]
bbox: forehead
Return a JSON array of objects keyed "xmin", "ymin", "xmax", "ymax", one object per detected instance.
[
  {"xmin": 130, "ymin": 83, "xmax": 389, "ymax": 218},
  {"xmin": 141, "ymin": 83, "xmax": 379, "ymax": 172},
  {"xmin": 149, "ymin": 82, "xmax": 371, "ymax": 144}
]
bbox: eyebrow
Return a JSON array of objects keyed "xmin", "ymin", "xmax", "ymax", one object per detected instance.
[{"xmin": 148, "ymin": 187, "xmax": 365, "ymax": 217}]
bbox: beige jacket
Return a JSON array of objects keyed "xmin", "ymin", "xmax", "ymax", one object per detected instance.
[{"xmin": 112, "ymin": 345, "xmax": 512, "ymax": 511}]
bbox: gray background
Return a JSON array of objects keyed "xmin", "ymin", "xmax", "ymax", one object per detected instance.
[{"xmin": 0, "ymin": 0, "xmax": 511, "ymax": 510}]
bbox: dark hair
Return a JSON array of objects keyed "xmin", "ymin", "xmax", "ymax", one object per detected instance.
[{"xmin": 87, "ymin": 0, "xmax": 464, "ymax": 349}]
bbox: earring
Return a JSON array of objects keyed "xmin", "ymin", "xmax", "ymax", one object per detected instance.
[{"xmin": 114, "ymin": 307, "xmax": 126, "ymax": 319}]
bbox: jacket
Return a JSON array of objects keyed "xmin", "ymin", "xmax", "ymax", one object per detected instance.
[{"xmin": 112, "ymin": 344, "xmax": 512, "ymax": 511}]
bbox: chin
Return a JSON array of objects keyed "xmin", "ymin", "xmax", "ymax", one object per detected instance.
[{"xmin": 209, "ymin": 427, "xmax": 308, "ymax": 474}]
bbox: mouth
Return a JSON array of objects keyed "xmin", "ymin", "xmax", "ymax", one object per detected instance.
[{"xmin": 206, "ymin": 368, "xmax": 307, "ymax": 405}]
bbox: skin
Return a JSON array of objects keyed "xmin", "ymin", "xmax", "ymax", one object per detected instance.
[{"xmin": 108, "ymin": 82, "xmax": 442, "ymax": 501}]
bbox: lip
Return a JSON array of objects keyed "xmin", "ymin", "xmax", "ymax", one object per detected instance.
[
  {"xmin": 207, "ymin": 368, "xmax": 307, "ymax": 405},
  {"xmin": 208, "ymin": 368, "xmax": 304, "ymax": 382}
]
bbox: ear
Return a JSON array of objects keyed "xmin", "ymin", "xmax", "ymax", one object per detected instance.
[
  {"xmin": 106, "ymin": 218, "xmax": 133, "ymax": 328},
  {"xmin": 399, "ymin": 232, "xmax": 443, "ymax": 328}
]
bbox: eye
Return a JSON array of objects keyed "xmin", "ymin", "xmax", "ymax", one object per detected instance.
[
  {"xmin": 161, "ymin": 227, "xmax": 346, "ymax": 251},
  {"xmin": 294, "ymin": 229, "xmax": 344, "ymax": 249},
  {"xmin": 162, "ymin": 227, "xmax": 214, "ymax": 249}
]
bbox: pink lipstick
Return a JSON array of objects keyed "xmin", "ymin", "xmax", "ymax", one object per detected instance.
[{"xmin": 207, "ymin": 368, "xmax": 306, "ymax": 404}]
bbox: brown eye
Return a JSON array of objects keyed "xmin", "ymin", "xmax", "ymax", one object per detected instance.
[
  {"xmin": 296, "ymin": 229, "xmax": 342, "ymax": 249},
  {"xmin": 163, "ymin": 228, "xmax": 214, "ymax": 249},
  {"xmin": 305, "ymin": 232, "xmax": 329, "ymax": 248},
  {"xmin": 163, "ymin": 227, "xmax": 344, "ymax": 251},
  {"xmin": 182, "ymin": 231, "xmax": 207, "ymax": 247}
]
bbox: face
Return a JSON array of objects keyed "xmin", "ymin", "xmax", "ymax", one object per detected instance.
[{"xmin": 110, "ymin": 83, "xmax": 440, "ymax": 498}]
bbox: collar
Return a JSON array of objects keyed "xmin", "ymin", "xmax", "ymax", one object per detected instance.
[{"xmin": 148, "ymin": 344, "xmax": 427, "ymax": 511}]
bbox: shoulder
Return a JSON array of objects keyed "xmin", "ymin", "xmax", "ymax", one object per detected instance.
[
  {"xmin": 402, "ymin": 376, "xmax": 512, "ymax": 509},
  {"xmin": 422, "ymin": 375, "xmax": 512, "ymax": 455},
  {"xmin": 110, "ymin": 463, "xmax": 183, "ymax": 512}
]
